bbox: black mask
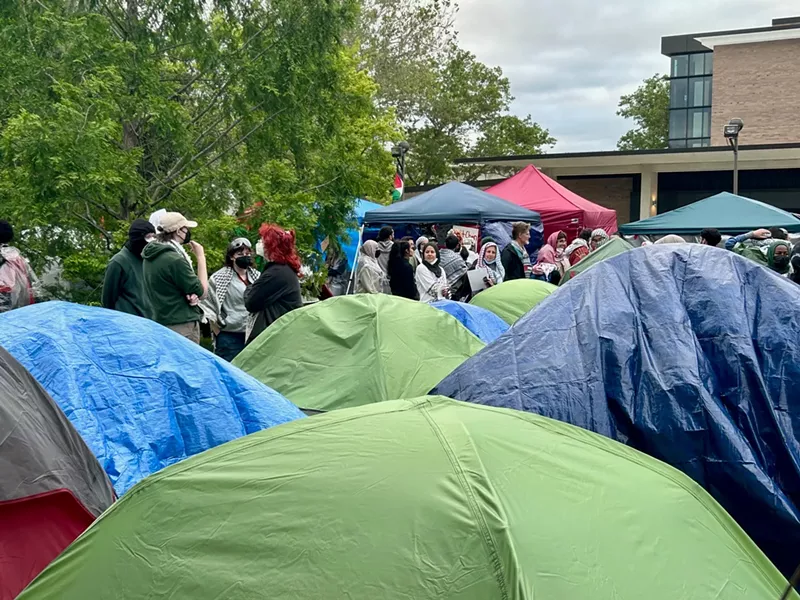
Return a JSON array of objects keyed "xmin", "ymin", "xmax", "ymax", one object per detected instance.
[
  {"xmin": 235, "ymin": 256, "xmax": 253, "ymax": 269},
  {"xmin": 126, "ymin": 218, "xmax": 156, "ymax": 258},
  {"xmin": 181, "ymin": 229, "xmax": 192, "ymax": 245},
  {"xmin": 773, "ymin": 255, "xmax": 790, "ymax": 270}
]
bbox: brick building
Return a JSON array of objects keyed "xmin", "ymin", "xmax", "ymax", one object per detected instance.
[{"xmin": 453, "ymin": 17, "xmax": 800, "ymax": 226}]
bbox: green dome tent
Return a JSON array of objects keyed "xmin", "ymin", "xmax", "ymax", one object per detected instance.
[
  {"xmin": 560, "ymin": 237, "xmax": 634, "ymax": 285},
  {"xmin": 233, "ymin": 295, "xmax": 484, "ymax": 412},
  {"xmin": 19, "ymin": 398, "xmax": 795, "ymax": 600},
  {"xmin": 470, "ymin": 279, "xmax": 557, "ymax": 325}
]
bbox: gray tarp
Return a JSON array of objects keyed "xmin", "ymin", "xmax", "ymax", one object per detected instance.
[{"xmin": 0, "ymin": 346, "xmax": 114, "ymax": 515}]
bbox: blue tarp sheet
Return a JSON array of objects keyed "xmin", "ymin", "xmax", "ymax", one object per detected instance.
[
  {"xmin": 434, "ymin": 245, "xmax": 800, "ymax": 576},
  {"xmin": 0, "ymin": 302, "xmax": 304, "ymax": 495},
  {"xmin": 431, "ymin": 300, "xmax": 509, "ymax": 344},
  {"xmin": 341, "ymin": 199, "xmax": 383, "ymax": 268}
]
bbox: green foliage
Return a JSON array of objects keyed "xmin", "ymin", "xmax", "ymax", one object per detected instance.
[
  {"xmin": 357, "ymin": 0, "xmax": 553, "ymax": 186},
  {"xmin": 616, "ymin": 74, "xmax": 670, "ymax": 151},
  {"xmin": 0, "ymin": 0, "xmax": 396, "ymax": 303}
]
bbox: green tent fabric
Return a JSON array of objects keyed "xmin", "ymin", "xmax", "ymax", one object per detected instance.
[
  {"xmin": 470, "ymin": 279, "xmax": 557, "ymax": 325},
  {"xmin": 233, "ymin": 295, "xmax": 484, "ymax": 411},
  {"xmin": 19, "ymin": 397, "xmax": 795, "ymax": 600},
  {"xmin": 560, "ymin": 237, "xmax": 634, "ymax": 285},
  {"xmin": 619, "ymin": 192, "xmax": 800, "ymax": 235}
]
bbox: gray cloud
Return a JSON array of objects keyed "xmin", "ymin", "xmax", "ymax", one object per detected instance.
[{"xmin": 456, "ymin": 0, "xmax": 799, "ymax": 152}]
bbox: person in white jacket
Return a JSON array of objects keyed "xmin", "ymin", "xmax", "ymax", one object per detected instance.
[{"xmin": 415, "ymin": 243, "xmax": 449, "ymax": 303}]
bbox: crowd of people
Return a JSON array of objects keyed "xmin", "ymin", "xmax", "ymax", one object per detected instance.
[{"xmin": 1, "ymin": 214, "xmax": 799, "ymax": 364}]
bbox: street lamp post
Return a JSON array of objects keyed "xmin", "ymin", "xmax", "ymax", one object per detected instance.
[
  {"xmin": 391, "ymin": 141, "xmax": 410, "ymax": 200},
  {"xmin": 723, "ymin": 118, "xmax": 744, "ymax": 195}
]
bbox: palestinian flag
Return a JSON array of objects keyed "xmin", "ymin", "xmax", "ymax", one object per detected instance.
[{"xmin": 391, "ymin": 172, "xmax": 404, "ymax": 203}]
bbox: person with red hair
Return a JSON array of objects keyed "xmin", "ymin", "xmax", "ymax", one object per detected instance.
[{"xmin": 244, "ymin": 224, "xmax": 304, "ymax": 344}]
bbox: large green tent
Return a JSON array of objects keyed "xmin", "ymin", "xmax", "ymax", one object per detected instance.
[
  {"xmin": 19, "ymin": 398, "xmax": 795, "ymax": 600},
  {"xmin": 619, "ymin": 191, "xmax": 800, "ymax": 235},
  {"xmin": 233, "ymin": 295, "xmax": 484, "ymax": 411},
  {"xmin": 560, "ymin": 237, "xmax": 634, "ymax": 285},
  {"xmin": 470, "ymin": 279, "xmax": 557, "ymax": 325}
]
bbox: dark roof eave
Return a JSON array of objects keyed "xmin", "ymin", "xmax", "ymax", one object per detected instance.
[{"xmin": 454, "ymin": 142, "xmax": 800, "ymax": 165}]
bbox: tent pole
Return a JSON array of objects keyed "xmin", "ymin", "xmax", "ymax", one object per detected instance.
[{"xmin": 346, "ymin": 224, "xmax": 365, "ymax": 295}]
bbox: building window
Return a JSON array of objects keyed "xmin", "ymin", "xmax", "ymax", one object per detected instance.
[{"xmin": 669, "ymin": 52, "xmax": 712, "ymax": 148}]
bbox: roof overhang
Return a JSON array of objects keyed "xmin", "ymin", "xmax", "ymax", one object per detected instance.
[
  {"xmin": 696, "ymin": 27, "xmax": 800, "ymax": 50},
  {"xmin": 455, "ymin": 144, "xmax": 800, "ymax": 177}
]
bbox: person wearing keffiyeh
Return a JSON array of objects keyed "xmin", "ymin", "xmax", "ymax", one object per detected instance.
[{"xmin": 201, "ymin": 238, "xmax": 261, "ymax": 361}]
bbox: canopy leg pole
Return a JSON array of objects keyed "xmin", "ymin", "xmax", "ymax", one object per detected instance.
[{"xmin": 346, "ymin": 225, "xmax": 365, "ymax": 295}]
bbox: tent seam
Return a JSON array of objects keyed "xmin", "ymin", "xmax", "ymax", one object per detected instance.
[{"xmin": 419, "ymin": 404, "xmax": 514, "ymax": 600}]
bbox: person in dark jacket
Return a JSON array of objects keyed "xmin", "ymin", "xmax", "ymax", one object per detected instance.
[
  {"xmin": 141, "ymin": 212, "xmax": 208, "ymax": 343},
  {"xmin": 244, "ymin": 223, "xmax": 304, "ymax": 344},
  {"xmin": 102, "ymin": 219, "xmax": 155, "ymax": 317},
  {"xmin": 387, "ymin": 240, "xmax": 418, "ymax": 300},
  {"xmin": 501, "ymin": 222, "xmax": 531, "ymax": 281}
]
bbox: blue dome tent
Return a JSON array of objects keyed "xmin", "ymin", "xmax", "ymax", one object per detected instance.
[
  {"xmin": 431, "ymin": 300, "xmax": 509, "ymax": 344},
  {"xmin": 0, "ymin": 302, "xmax": 304, "ymax": 495},
  {"xmin": 434, "ymin": 245, "xmax": 800, "ymax": 576}
]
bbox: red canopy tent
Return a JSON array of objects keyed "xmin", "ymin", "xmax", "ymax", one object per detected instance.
[{"xmin": 486, "ymin": 165, "xmax": 618, "ymax": 241}]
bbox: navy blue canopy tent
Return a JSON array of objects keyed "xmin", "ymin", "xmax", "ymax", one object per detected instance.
[
  {"xmin": 0, "ymin": 302, "xmax": 304, "ymax": 495},
  {"xmin": 363, "ymin": 182, "xmax": 541, "ymax": 225},
  {"xmin": 433, "ymin": 245, "xmax": 800, "ymax": 576}
]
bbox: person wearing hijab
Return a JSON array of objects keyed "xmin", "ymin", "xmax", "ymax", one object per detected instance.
[
  {"xmin": 535, "ymin": 231, "xmax": 569, "ymax": 275},
  {"xmin": 477, "ymin": 241, "xmax": 505, "ymax": 287},
  {"xmin": 789, "ymin": 243, "xmax": 800, "ymax": 284},
  {"xmin": 201, "ymin": 238, "xmax": 261, "ymax": 361},
  {"xmin": 102, "ymin": 219, "xmax": 156, "ymax": 317},
  {"xmin": 564, "ymin": 228, "xmax": 591, "ymax": 265},
  {"xmin": 655, "ymin": 234, "xmax": 687, "ymax": 244},
  {"xmin": 734, "ymin": 237, "xmax": 792, "ymax": 275},
  {"xmin": 244, "ymin": 224, "xmax": 304, "ymax": 344},
  {"xmin": 416, "ymin": 243, "xmax": 449, "ymax": 302},
  {"xmin": 388, "ymin": 241, "xmax": 418, "ymax": 300},
  {"xmin": 356, "ymin": 240, "xmax": 389, "ymax": 294},
  {"xmin": 590, "ymin": 228, "xmax": 609, "ymax": 251},
  {"xmin": 414, "ymin": 236, "xmax": 429, "ymax": 266}
]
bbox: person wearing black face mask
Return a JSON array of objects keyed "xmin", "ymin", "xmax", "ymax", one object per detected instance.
[
  {"xmin": 200, "ymin": 237, "xmax": 260, "ymax": 361},
  {"xmin": 101, "ymin": 219, "xmax": 156, "ymax": 317}
]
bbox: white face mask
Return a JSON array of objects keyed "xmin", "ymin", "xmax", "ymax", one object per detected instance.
[
  {"xmin": 255, "ymin": 240, "xmax": 265, "ymax": 258},
  {"xmin": 425, "ymin": 256, "xmax": 437, "ymax": 265}
]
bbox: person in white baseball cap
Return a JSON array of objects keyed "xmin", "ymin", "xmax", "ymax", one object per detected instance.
[{"xmin": 141, "ymin": 212, "xmax": 208, "ymax": 343}]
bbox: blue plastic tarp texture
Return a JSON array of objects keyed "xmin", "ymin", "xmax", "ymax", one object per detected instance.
[
  {"xmin": 0, "ymin": 302, "xmax": 304, "ymax": 495},
  {"xmin": 431, "ymin": 300, "xmax": 509, "ymax": 344},
  {"xmin": 433, "ymin": 245, "xmax": 800, "ymax": 576}
]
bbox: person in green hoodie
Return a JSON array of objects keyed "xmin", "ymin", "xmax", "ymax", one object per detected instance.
[
  {"xmin": 102, "ymin": 219, "xmax": 155, "ymax": 317},
  {"xmin": 142, "ymin": 212, "xmax": 208, "ymax": 343}
]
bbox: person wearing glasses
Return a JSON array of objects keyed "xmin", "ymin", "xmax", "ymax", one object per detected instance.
[
  {"xmin": 201, "ymin": 238, "xmax": 260, "ymax": 361},
  {"xmin": 142, "ymin": 212, "xmax": 208, "ymax": 343}
]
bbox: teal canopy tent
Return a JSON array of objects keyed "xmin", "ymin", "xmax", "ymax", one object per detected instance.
[{"xmin": 619, "ymin": 192, "xmax": 800, "ymax": 235}]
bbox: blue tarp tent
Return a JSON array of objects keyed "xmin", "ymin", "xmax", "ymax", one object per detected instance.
[
  {"xmin": 431, "ymin": 300, "xmax": 509, "ymax": 344},
  {"xmin": 0, "ymin": 302, "xmax": 304, "ymax": 495},
  {"xmin": 619, "ymin": 191, "xmax": 800, "ymax": 235},
  {"xmin": 341, "ymin": 199, "xmax": 383, "ymax": 268},
  {"xmin": 363, "ymin": 182, "xmax": 542, "ymax": 225},
  {"xmin": 434, "ymin": 245, "xmax": 800, "ymax": 576}
]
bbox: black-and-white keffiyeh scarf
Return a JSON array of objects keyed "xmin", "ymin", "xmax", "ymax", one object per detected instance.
[{"xmin": 211, "ymin": 266, "xmax": 260, "ymax": 324}]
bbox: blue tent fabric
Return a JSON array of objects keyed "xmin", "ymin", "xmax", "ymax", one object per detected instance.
[
  {"xmin": 0, "ymin": 302, "xmax": 304, "ymax": 495},
  {"xmin": 433, "ymin": 245, "xmax": 800, "ymax": 576},
  {"xmin": 431, "ymin": 300, "xmax": 509, "ymax": 344},
  {"xmin": 341, "ymin": 199, "xmax": 383, "ymax": 268},
  {"xmin": 363, "ymin": 182, "xmax": 542, "ymax": 225},
  {"xmin": 619, "ymin": 191, "xmax": 800, "ymax": 235}
]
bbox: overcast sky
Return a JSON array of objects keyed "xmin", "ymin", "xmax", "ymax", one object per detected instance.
[{"xmin": 456, "ymin": 0, "xmax": 799, "ymax": 153}]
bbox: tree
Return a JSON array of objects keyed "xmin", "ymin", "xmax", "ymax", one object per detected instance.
[
  {"xmin": 616, "ymin": 74, "xmax": 669, "ymax": 151},
  {"xmin": 0, "ymin": 0, "xmax": 396, "ymax": 302},
  {"xmin": 356, "ymin": 0, "xmax": 553, "ymax": 186}
]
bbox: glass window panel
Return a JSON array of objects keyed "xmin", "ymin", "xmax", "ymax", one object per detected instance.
[
  {"xmin": 689, "ymin": 54, "xmax": 705, "ymax": 76},
  {"xmin": 669, "ymin": 109, "xmax": 687, "ymax": 140},
  {"xmin": 701, "ymin": 137, "xmax": 711, "ymax": 147},
  {"xmin": 704, "ymin": 53, "xmax": 713, "ymax": 75},
  {"xmin": 688, "ymin": 108, "xmax": 706, "ymax": 138},
  {"xmin": 703, "ymin": 76, "xmax": 712, "ymax": 105},
  {"xmin": 669, "ymin": 139, "xmax": 687, "ymax": 149},
  {"xmin": 701, "ymin": 107, "xmax": 711, "ymax": 138},
  {"xmin": 688, "ymin": 77, "xmax": 705, "ymax": 107},
  {"xmin": 670, "ymin": 78, "xmax": 688, "ymax": 108},
  {"xmin": 671, "ymin": 55, "xmax": 688, "ymax": 77},
  {"xmin": 688, "ymin": 139, "xmax": 704, "ymax": 148}
]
